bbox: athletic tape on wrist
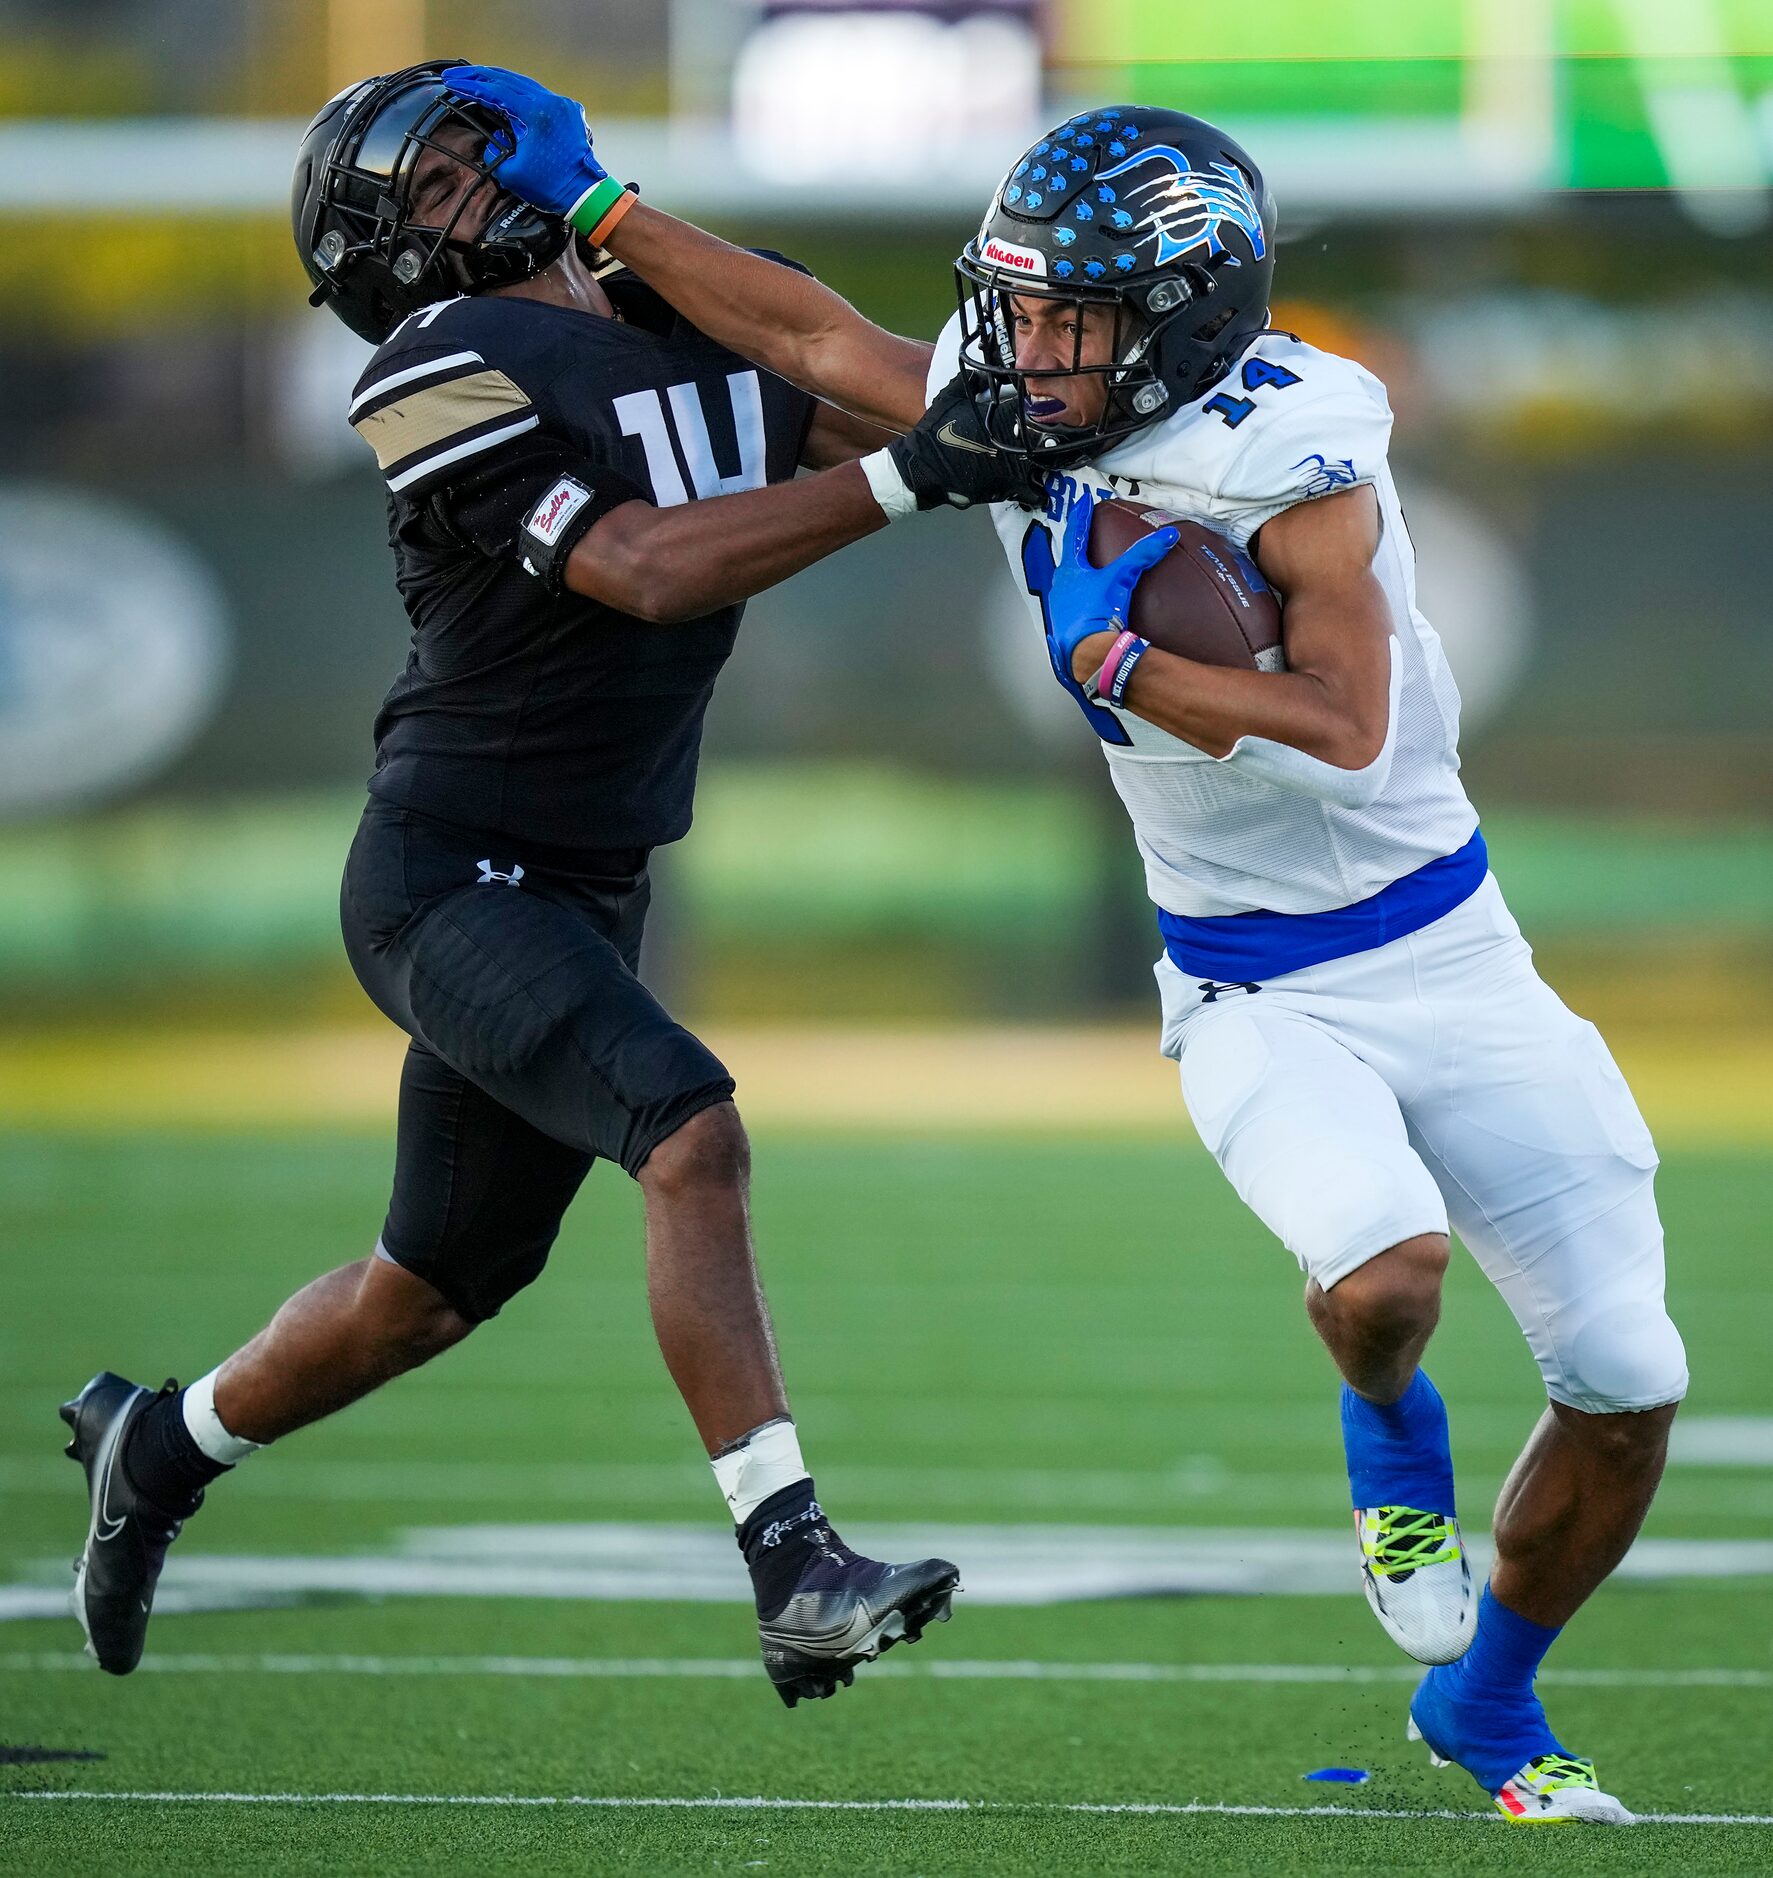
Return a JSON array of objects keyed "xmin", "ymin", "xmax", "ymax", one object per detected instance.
[{"xmin": 860, "ymin": 447, "xmax": 918, "ymax": 520}]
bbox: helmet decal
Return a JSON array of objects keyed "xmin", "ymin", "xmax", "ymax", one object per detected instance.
[
  {"xmin": 955, "ymin": 107, "xmax": 1275, "ymax": 468},
  {"xmin": 979, "ymin": 234, "xmax": 1047, "ymax": 277},
  {"xmin": 1094, "ymin": 145, "xmax": 1267, "ymax": 269}
]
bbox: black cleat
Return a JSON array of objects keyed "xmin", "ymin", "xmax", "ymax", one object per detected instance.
[
  {"xmin": 749, "ymin": 1499, "xmax": 959, "ymax": 1708},
  {"xmin": 59, "ymin": 1372, "xmax": 196, "ymax": 1676}
]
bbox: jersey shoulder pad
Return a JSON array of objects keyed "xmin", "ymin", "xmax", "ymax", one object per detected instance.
[
  {"xmin": 1210, "ymin": 337, "xmax": 1393, "ymax": 530},
  {"xmin": 349, "ymin": 296, "xmax": 566, "ymax": 500}
]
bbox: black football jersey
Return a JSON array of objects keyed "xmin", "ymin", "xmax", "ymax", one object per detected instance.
[{"xmin": 348, "ymin": 268, "xmax": 817, "ymax": 849}]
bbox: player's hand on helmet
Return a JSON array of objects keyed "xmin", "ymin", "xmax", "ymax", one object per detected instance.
[
  {"xmin": 879, "ymin": 375, "xmax": 1044, "ymax": 514},
  {"xmin": 446, "ymin": 66, "xmax": 623, "ymax": 235},
  {"xmin": 1028, "ymin": 487, "xmax": 1177, "ymax": 689}
]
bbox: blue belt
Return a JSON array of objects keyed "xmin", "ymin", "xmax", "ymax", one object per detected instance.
[{"xmin": 1158, "ymin": 827, "xmax": 1488, "ymax": 983}]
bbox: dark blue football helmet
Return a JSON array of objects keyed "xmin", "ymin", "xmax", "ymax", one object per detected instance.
[{"xmin": 956, "ymin": 106, "xmax": 1277, "ymax": 467}]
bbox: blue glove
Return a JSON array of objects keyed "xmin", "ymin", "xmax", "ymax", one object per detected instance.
[
  {"xmin": 445, "ymin": 65, "xmax": 622, "ymax": 234},
  {"xmin": 1021, "ymin": 487, "xmax": 1177, "ymax": 737}
]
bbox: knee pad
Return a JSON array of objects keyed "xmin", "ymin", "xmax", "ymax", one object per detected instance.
[
  {"xmin": 1555, "ymin": 1300, "xmax": 1689, "ymax": 1413},
  {"xmin": 1518, "ymin": 1175, "xmax": 1688, "ymax": 1412}
]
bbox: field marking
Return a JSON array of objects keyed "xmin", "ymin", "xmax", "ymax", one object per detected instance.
[
  {"xmin": 6, "ymin": 1790, "xmax": 1773, "ymax": 1826},
  {"xmin": 6, "ymin": 1650, "xmax": 1771, "ymax": 1690},
  {"xmin": 1670, "ymin": 1417, "xmax": 1773, "ymax": 1466},
  {"xmin": 7, "ymin": 1521, "xmax": 1773, "ymax": 1621}
]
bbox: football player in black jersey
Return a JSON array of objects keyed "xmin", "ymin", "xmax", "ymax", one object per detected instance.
[{"xmin": 59, "ymin": 62, "xmax": 1032, "ymax": 1707}]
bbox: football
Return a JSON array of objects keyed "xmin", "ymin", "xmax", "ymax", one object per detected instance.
[{"xmin": 1088, "ymin": 498, "xmax": 1285, "ymax": 672}]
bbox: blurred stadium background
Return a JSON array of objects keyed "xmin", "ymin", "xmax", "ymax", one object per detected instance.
[
  {"xmin": 2, "ymin": 3, "xmax": 1772, "ymax": 1862},
  {"xmin": 0, "ymin": 0, "xmax": 1769, "ymax": 1075}
]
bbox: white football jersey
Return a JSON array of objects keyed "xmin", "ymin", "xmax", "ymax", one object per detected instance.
[{"xmin": 930, "ymin": 318, "xmax": 1478, "ymax": 919}]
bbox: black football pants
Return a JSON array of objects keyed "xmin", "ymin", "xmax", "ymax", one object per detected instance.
[{"xmin": 339, "ymin": 798, "xmax": 734, "ymax": 1320}]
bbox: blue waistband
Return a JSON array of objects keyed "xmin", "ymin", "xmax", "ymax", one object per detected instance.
[{"xmin": 1158, "ymin": 827, "xmax": 1488, "ymax": 983}]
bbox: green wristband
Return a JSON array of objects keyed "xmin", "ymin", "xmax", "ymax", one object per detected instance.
[{"xmin": 567, "ymin": 175, "xmax": 628, "ymax": 237}]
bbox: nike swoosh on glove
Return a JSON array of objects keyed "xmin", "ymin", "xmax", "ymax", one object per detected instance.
[
  {"xmin": 885, "ymin": 375, "xmax": 1045, "ymax": 511},
  {"xmin": 446, "ymin": 65, "xmax": 610, "ymax": 224}
]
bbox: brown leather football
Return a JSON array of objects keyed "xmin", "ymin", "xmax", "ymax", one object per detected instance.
[{"xmin": 1088, "ymin": 497, "xmax": 1285, "ymax": 672}]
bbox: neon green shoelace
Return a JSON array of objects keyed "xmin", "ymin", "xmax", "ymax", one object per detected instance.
[
  {"xmin": 1522, "ymin": 1753, "xmax": 1599, "ymax": 1792},
  {"xmin": 1362, "ymin": 1506, "xmax": 1461, "ymax": 1577}
]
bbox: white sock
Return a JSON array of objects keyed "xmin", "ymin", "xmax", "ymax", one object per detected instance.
[
  {"xmin": 711, "ymin": 1418, "xmax": 809, "ymax": 1525},
  {"xmin": 182, "ymin": 1368, "xmax": 264, "ymax": 1466}
]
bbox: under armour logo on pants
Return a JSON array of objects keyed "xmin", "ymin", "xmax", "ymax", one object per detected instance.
[{"xmin": 1199, "ymin": 980, "xmax": 1261, "ymax": 1003}]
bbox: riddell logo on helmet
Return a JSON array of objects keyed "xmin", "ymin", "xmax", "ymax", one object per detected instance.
[{"xmin": 982, "ymin": 236, "xmax": 1047, "ymax": 278}]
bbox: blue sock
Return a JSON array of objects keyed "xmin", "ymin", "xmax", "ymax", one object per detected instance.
[
  {"xmin": 1414, "ymin": 1586, "xmax": 1566, "ymax": 1790},
  {"xmin": 1340, "ymin": 1370, "xmax": 1456, "ymax": 1514},
  {"xmin": 1456, "ymin": 1586, "xmax": 1562, "ymax": 1701}
]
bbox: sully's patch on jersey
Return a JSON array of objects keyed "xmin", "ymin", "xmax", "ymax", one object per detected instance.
[
  {"xmin": 352, "ymin": 366, "xmax": 538, "ymax": 492},
  {"xmin": 1292, "ymin": 454, "xmax": 1361, "ymax": 499},
  {"xmin": 518, "ymin": 476, "xmax": 599, "ymax": 588},
  {"xmin": 1094, "ymin": 146, "xmax": 1266, "ymax": 269},
  {"xmin": 526, "ymin": 478, "xmax": 593, "ymax": 548},
  {"xmin": 513, "ymin": 468, "xmax": 639, "ymax": 595}
]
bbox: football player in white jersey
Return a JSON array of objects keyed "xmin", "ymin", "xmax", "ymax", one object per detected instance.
[{"xmin": 452, "ymin": 71, "xmax": 1686, "ymax": 1824}]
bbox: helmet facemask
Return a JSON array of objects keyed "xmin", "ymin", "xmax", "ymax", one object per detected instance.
[
  {"xmin": 954, "ymin": 249, "xmax": 1262, "ymax": 473},
  {"xmin": 303, "ymin": 65, "xmax": 568, "ymax": 340},
  {"xmin": 955, "ymin": 255, "xmax": 1222, "ymax": 469}
]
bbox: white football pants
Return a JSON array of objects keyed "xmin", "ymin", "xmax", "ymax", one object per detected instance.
[{"xmin": 1157, "ymin": 873, "xmax": 1688, "ymax": 1414}]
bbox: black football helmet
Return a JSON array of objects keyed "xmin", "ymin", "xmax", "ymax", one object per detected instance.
[
  {"xmin": 955, "ymin": 106, "xmax": 1277, "ymax": 468},
  {"xmin": 292, "ymin": 60, "xmax": 571, "ymax": 343}
]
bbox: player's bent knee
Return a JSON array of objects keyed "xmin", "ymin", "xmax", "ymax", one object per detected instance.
[
  {"xmin": 639, "ymin": 1099, "xmax": 750, "ymax": 1198},
  {"xmin": 406, "ymin": 1288, "xmax": 478, "ymax": 1354},
  {"xmin": 1315, "ymin": 1233, "xmax": 1448, "ymax": 1340},
  {"xmin": 359, "ymin": 1254, "xmax": 480, "ymax": 1358},
  {"xmin": 1554, "ymin": 1301, "xmax": 1689, "ymax": 1416}
]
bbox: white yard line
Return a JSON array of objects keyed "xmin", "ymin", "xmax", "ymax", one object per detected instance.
[
  {"xmin": 4, "ymin": 1650, "xmax": 1770, "ymax": 1689},
  {"xmin": 6, "ymin": 1523, "xmax": 1772, "ymax": 1621},
  {"xmin": 1669, "ymin": 1417, "xmax": 1773, "ymax": 1466},
  {"xmin": 5, "ymin": 1790, "xmax": 1773, "ymax": 1826}
]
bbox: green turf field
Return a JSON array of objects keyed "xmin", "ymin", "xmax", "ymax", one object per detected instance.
[{"xmin": 2, "ymin": 1130, "xmax": 1770, "ymax": 1872}]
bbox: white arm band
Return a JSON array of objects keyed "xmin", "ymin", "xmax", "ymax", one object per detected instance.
[
  {"xmin": 1213, "ymin": 638, "xmax": 1402, "ymax": 809},
  {"xmin": 859, "ymin": 447, "xmax": 917, "ymax": 520}
]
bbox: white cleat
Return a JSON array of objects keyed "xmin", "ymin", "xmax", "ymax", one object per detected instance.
[
  {"xmin": 1355, "ymin": 1505, "xmax": 1475, "ymax": 1664},
  {"xmin": 1406, "ymin": 1720, "xmax": 1633, "ymax": 1824}
]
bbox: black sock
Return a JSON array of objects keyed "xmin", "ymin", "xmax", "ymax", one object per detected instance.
[
  {"xmin": 123, "ymin": 1386, "xmax": 230, "ymax": 1516},
  {"xmin": 737, "ymin": 1479, "xmax": 848, "ymax": 1618}
]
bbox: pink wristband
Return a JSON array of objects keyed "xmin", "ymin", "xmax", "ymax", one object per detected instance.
[{"xmin": 1093, "ymin": 628, "xmax": 1151, "ymax": 706}]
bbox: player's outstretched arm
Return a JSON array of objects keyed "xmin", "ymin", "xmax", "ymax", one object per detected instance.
[
  {"xmin": 1055, "ymin": 488, "xmax": 1395, "ymax": 795},
  {"xmin": 606, "ymin": 205, "xmax": 934, "ymax": 435},
  {"xmin": 546, "ymin": 384, "xmax": 1028, "ymax": 620},
  {"xmin": 423, "ymin": 369, "xmax": 1025, "ymax": 628},
  {"xmin": 569, "ymin": 462, "xmax": 889, "ymax": 622},
  {"xmin": 447, "ymin": 65, "xmax": 934, "ymax": 432}
]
